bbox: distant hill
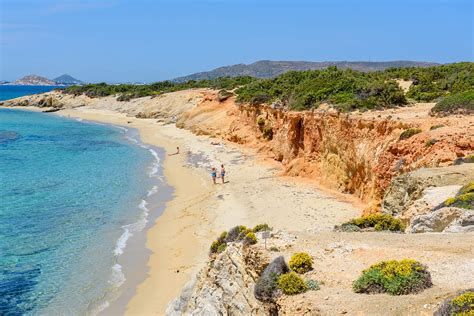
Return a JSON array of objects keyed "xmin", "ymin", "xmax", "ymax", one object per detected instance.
[
  {"xmin": 12, "ymin": 75, "xmax": 56, "ymax": 86},
  {"xmin": 4, "ymin": 74, "xmax": 83, "ymax": 86},
  {"xmin": 53, "ymin": 74, "xmax": 83, "ymax": 85},
  {"xmin": 174, "ymin": 60, "xmax": 440, "ymax": 82}
]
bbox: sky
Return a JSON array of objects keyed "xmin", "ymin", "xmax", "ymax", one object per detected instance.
[{"xmin": 0, "ymin": 0, "xmax": 473, "ymax": 83}]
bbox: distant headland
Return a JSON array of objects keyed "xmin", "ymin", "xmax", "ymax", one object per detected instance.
[{"xmin": 2, "ymin": 74, "xmax": 83, "ymax": 86}]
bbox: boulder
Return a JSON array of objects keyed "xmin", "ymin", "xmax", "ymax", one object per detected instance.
[
  {"xmin": 382, "ymin": 164, "xmax": 474, "ymax": 219},
  {"xmin": 408, "ymin": 207, "xmax": 474, "ymax": 233}
]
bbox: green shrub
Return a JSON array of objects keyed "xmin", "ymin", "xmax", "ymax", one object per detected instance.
[
  {"xmin": 431, "ymin": 90, "xmax": 474, "ymax": 114},
  {"xmin": 399, "ymin": 128, "xmax": 422, "ymax": 140},
  {"xmin": 305, "ymin": 279, "xmax": 320, "ymax": 291},
  {"xmin": 253, "ymin": 223, "xmax": 272, "ymax": 232},
  {"xmin": 444, "ymin": 193, "xmax": 474, "ymax": 210},
  {"xmin": 335, "ymin": 223, "xmax": 362, "ymax": 232},
  {"xmin": 210, "ymin": 230, "xmax": 228, "ymax": 254},
  {"xmin": 243, "ymin": 232, "xmax": 258, "ymax": 245},
  {"xmin": 277, "ymin": 272, "xmax": 308, "ymax": 295},
  {"xmin": 345, "ymin": 214, "xmax": 405, "ymax": 232},
  {"xmin": 262, "ymin": 126, "xmax": 273, "ymax": 140},
  {"xmin": 217, "ymin": 243, "xmax": 227, "ymax": 253},
  {"xmin": 430, "ymin": 124, "xmax": 445, "ymax": 130},
  {"xmin": 225, "ymin": 225, "xmax": 248, "ymax": 242},
  {"xmin": 289, "ymin": 252, "xmax": 313, "ymax": 273},
  {"xmin": 425, "ymin": 138, "xmax": 437, "ymax": 147},
  {"xmin": 353, "ymin": 259, "xmax": 432, "ymax": 295},
  {"xmin": 459, "ymin": 182, "xmax": 474, "ymax": 195},
  {"xmin": 464, "ymin": 155, "xmax": 474, "ymax": 163},
  {"xmin": 269, "ymin": 246, "xmax": 279, "ymax": 252}
]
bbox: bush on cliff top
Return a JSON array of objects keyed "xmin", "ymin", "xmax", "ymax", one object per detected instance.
[
  {"xmin": 444, "ymin": 193, "xmax": 474, "ymax": 210},
  {"xmin": 431, "ymin": 90, "xmax": 474, "ymax": 115},
  {"xmin": 210, "ymin": 225, "xmax": 260, "ymax": 254},
  {"xmin": 338, "ymin": 214, "xmax": 405, "ymax": 232},
  {"xmin": 399, "ymin": 128, "xmax": 422, "ymax": 140},
  {"xmin": 277, "ymin": 272, "xmax": 308, "ymax": 295},
  {"xmin": 289, "ymin": 252, "xmax": 313, "ymax": 274},
  {"xmin": 353, "ymin": 259, "xmax": 432, "ymax": 295},
  {"xmin": 252, "ymin": 223, "xmax": 272, "ymax": 232},
  {"xmin": 434, "ymin": 289, "xmax": 474, "ymax": 316}
]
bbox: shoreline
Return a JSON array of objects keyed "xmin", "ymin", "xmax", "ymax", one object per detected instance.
[
  {"xmin": 50, "ymin": 108, "xmax": 215, "ymax": 315},
  {"xmin": 2, "ymin": 105, "xmax": 364, "ymax": 315}
]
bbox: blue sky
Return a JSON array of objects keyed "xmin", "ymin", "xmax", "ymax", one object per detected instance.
[{"xmin": 1, "ymin": 0, "xmax": 472, "ymax": 83}]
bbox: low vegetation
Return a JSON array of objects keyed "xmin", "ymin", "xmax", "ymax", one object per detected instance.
[
  {"xmin": 399, "ymin": 128, "xmax": 422, "ymax": 140},
  {"xmin": 353, "ymin": 259, "xmax": 432, "ymax": 295},
  {"xmin": 336, "ymin": 214, "xmax": 406, "ymax": 232},
  {"xmin": 289, "ymin": 252, "xmax": 313, "ymax": 274},
  {"xmin": 434, "ymin": 289, "xmax": 474, "ymax": 316},
  {"xmin": 252, "ymin": 223, "xmax": 272, "ymax": 232},
  {"xmin": 305, "ymin": 279, "xmax": 320, "ymax": 291},
  {"xmin": 235, "ymin": 67, "xmax": 407, "ymax": 111},
  {"xmin": 431, "ymin": 90, "xmax": 474, "ymax": 115},
  {"xmin": 277, "ymin": 272, "xmax": 308, "ymax": 295},
  {"xmin": 61, "ymin": 76, "xmax": 257, "ymax": 100},
  {"xmin": 443, "ymin": 184, "xmax": 474, "ymax": 209},
  {"xmin": 60, "ymin": 62, "xmax": 473, "ymax": 113},
  {"xmin": 430, "ymin": 124, "xmax": 445, "ymax": 130},
  {"xmin": 209, "ymin": 225, "xmax": 260, "ymax": 254},
  {"xmin": 385, "ymin": 62, "xmax": 474, "ymax": 102},
  {"xmin": 465, "ymin": 154, "xmax": 474, "ymax": 163}
]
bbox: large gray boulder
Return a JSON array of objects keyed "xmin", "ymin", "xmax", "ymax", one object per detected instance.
[
  {"xmin": 408, "ymin": 207, "xmax": 474, "ymax": 233},
  {"xmin": 382, "ymin": 164, "xmax": 474, "ymax": 219}
]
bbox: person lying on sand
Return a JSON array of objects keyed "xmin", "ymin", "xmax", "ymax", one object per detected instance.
[
  {"xmin": 211, "ymin": 167, "xmax": 217, "ymax": 184},
  {"xmin": 168, "ymin": 146, "xmax": 179, "ymax": 156},
  {"xmin": 220, "ymin": 164, "xmax": 226, "ymax": 184}
]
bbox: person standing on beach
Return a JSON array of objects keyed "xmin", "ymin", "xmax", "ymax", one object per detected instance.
[
  {"xmin": 211, "ymin": 167, "xmax": 217, "ymax": 184},
  {"xmin": 220, "ymin": 164, "xmax": 226, "ymax": 184}
]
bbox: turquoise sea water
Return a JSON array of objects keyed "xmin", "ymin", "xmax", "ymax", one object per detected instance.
[
  {"xmin": 0, "ymin": 86, "xmax": 61, "ymax": 101},
  {"xmin": 0, "ymin": 108, "xmax": 168, "ymax": 314}
]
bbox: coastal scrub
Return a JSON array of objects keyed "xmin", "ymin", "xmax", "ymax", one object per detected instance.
[
  {"xmin": 353, "ymin": 259, "xmax": 432, "ymax": 295},
  {"xmin": 337, "ymin": 214, "xmax": 405, "ymax": 232},
  {"xmin": 289, "ymin": 252, "xmax": 313, "ymax": 274},
  {"xmin": 277, "ymin": 272, "xmax": 308, "ymax": 295}
]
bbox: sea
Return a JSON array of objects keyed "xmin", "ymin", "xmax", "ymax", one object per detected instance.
[{"xmin": 0, "ymin": 86, "xmax": 171, "ymax": 314}]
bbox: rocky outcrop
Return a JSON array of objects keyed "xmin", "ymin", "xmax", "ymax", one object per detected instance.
[
  {"xmin": 381, "ymin": 164, "xmax": 474, "ymax": 219},
  {"xmin": 234, "ymin": 105, "xmax": 474, "ymax": 206},
  {"xmin": 166, "ymin": 244, "xmax": 270, "ymax": 315},
  {"xmin": 408, "ymin": 207, "xmax": 474, "ymax": 233}
]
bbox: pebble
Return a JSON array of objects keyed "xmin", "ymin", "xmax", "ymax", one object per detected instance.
[{"xmin": 324, "ymin": 296, "xmax": 329, "ymax": 300}]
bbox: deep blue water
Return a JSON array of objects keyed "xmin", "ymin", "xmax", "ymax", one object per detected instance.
[
  {"xmin": 0, "ymin": 86, "xmax": 61, "ymax": 101},
  {"xmin": 0, "ymin": 109, "xmax": 165, "ymax": 314}
]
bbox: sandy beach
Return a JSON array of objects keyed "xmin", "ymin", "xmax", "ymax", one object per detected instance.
[{"xmin": 25, "ymin": 106, "xmax": 361, "ymax": 315}]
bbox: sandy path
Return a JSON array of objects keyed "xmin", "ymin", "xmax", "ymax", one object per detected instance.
[{"xmin": 43, "ymin": 107, "xmax": 361, "ymax": 315}]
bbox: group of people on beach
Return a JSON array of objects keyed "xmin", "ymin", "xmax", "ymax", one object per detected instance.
[{"xmin": 211, "ymin": 165, "xmax": 226, "ymax": 184}]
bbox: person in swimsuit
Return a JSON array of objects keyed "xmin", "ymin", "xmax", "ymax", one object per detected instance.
[
  {"xmin": 220, "ymin": 164, "xmax": 226, "ymax": 184},
  {"xmin": 211, "ymin": 167, "xmax": 217, "ymax": 184}
]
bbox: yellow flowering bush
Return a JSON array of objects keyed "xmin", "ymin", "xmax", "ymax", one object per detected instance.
[
  {"xmin": 353, "ymin": 259, "xmax": 432, "ymax": 295},
  {"xmin": 289, "ymin": 252, "xmax": 313, "ymax": 273},
  {"xmin": 277, "ymin": 272, "xmax": 308, "ymax": 295}
]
